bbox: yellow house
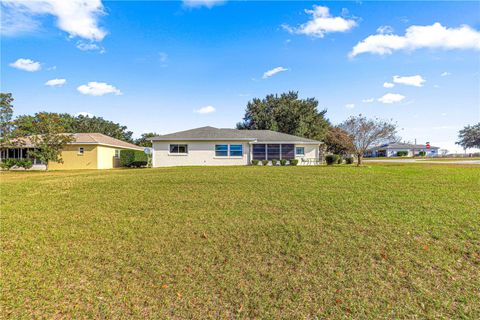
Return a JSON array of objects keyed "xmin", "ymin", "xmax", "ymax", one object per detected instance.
[{"xmin": 1, "ymin": 133, "xmax": 144, "ymax": 170}]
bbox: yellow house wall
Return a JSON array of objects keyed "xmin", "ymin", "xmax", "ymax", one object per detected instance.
[
  {"xmin": 96, "ymin": 145, "xmax": 121, "ymax": 169},
  {"xmin": 49, "ymin": 144, "xmax": 98, "ymax": 170}
]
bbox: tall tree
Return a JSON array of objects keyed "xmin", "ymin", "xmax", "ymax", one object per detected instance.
[
  {"xmin": 14, "ymin": 113, "xmax": 134, "ymax": 143},
  {"xmin": 27, "ymin": 113, "xmax": 75, "ymax": 170},
  {"xmin": 237, "ymin": 91, "xmax": 329, "ymax": 141},
  {"xmin": 324, "ymin": 126, "xmax": 355, "ymax": 156},
  {"xmin": 456, "ymin": 123, "xmax": 480, "ymax": 150},
  {"xmin": 135, "ymin": 133, "xmax": 158, "ymax": 147},
  {"xmin": 339, "ymin": 115, "xmax": 398, "ymax": 166},
  {"xmin": 0, "ymin": 93, "xmax": 15, "ymax": 147}
]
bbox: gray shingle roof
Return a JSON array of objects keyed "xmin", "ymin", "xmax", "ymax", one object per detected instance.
[
  {"xmin": 369, "ymin": 142, "xmax": 439, "ymax": 150},
  {"xmin": 149, "ymin": 126, "xmax": 321, "ymax": 144}
]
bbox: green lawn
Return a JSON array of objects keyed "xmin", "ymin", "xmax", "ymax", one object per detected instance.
[{"xmin": 1, "ymin": 164, "xmax": 479, "ymax": 318}]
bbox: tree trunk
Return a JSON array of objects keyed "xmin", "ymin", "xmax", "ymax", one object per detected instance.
[
  {"xmin": 45, "ymin": 162, "xmax": 49, "ymax": 171},
  {"xmin": 357, "ymin": 153, "xmax": 363, "ymax": 166}
]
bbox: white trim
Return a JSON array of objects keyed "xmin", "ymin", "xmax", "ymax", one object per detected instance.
[
  {"xmin": 249, "ymin": 141, "xmax": 321, "ymax": 145},
  {"xmin": 150, "ymin": 138, "xmax": 257, "ymax": 141}
]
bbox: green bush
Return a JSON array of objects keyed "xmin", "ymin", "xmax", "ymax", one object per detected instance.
[
  {"xmin": 120, "ymin": 150, "xmax": 148, "ymax": 167},
  {"xmin": 17, "ymin": 159, "xmax": 33, "ymax": 170},
  {"xmin": 280, "ymin": 159, "xmax": 287, "ymax": 166},
  {"xmin": 290, "ymin": 159, "xmax": 298, "ymax": 166},
  {"xmin": 0, "ymin": 159, "xmax": 17, "ymax": 170},
  {"xmin": 271, "ymin": 159, "xmax": 278, "ymax": 166},
  {"xmin": 345, "ymin": 157, "xmax": 354, "ymax": 164},
  {"xmin": 261, "ymin": 160, "xmax": 269, "ymax": 166},
  {"xmin": 397, "ymin": 151, "xmax": 408, "ymax": 157},
  {"xmin": 337, "ymin": 156, "xmax": 343, "ymax": 164},
  {"xmin": 418, "ymin": 151, "xmax": 426, "ymax": 156},
  {"xmin": 325, "ymin": 154, "xmax": 338, "ymax": 165},
  {"xmin": 251, "ymin": 159, "xmax": 259, "ymax": 165}
]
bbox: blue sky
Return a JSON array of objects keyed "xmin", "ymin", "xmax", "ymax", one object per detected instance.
[{"xmin": 1, "ymin": 1, "xmax": 479, "ymax": 152}]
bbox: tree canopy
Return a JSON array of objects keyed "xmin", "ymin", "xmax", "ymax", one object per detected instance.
[
  {"xmin": 324, "ymin": 126, "xmax": 355, "ymax": 156},
  {"xmin": 135, "ymin": 133, "xmax": 158, "ymax": 147},
  {"xmin": 0, "ymin": 93, "xmax": 15, "ymax": 146},
  {"xmin": 339, "ymin": 115, "xmax": 398, "ymax": 166},
  {"xmin": 456, "ymin": 123, "xmax": 480, "ymax": 150},
  {"xmin": 237, "ymin": 91, "xmax": 329, "ymax": 141},
  {"xmin": 14, "ymin": 113, "xmax": 134, "ymax": 143}
]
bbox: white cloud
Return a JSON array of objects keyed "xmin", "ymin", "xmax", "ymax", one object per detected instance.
[
  {"xmin": 77, "ymin": 82, "xmax": 122, "ymax": 96},
  {"xmin": 350, "ymin": 22, "xmax": 480, "ymax": 57},
  {"xmin": 194, "ymin": 105, "xmax": 216, "ymax": 114},
  {"xmin": 1, "ymin": 0, "xmax": 107, "ymax": 41},
  {"xmin": 76, "ymin": 41, "xmax": 105, "ymax": 53},
  {"xmin": 75, "ymin": 112, "xmax": 94, "ymax": 118},
  {"xmin": 282, "ymin": 5, "xmax": 357, "ymax": 38},
  {"xmin": 441, "ymin": 112, "xmax": 447, "ymax": 116},
  {"xmin": 377, "ymin": 25, "xmax": 394, "ymax": 34},
  {"xmin": 345, "ymin": 103, "xmax": 355, "ymax": 109},
  {"xmin": 378, "ymin": 93, "xmax": 406, "ymax": 104},
  {"xmin": 362, "ymin": 98, "xmax": 374, "ymax": 103},
  {"xmin": 393, "ymin": 75, "xmax": 426, "ymax": 87},
  {"xmin": 262, "ymin": 66, "xmax": 288, "ymax": 79},
  {"xmin": 441, "ymin": 71, "xmax": 451, "ymax": 76},
  {"xmin": 45, "ymin": 78, "xmax": 66, "ymax": 87},
  {"xmin": 383, "ymin": 82, "xmax": 395, "ymax": 88},
  {"xmin": 9, "ymin": 58, "xmax": 41, "ymax": 72},
  {"xmin": 183, "ymin": 0, "xmax": 225, "ymax": 8}
]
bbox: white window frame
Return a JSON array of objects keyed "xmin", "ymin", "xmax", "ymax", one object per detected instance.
[
  {"xmin": 295, "ymin": 146, "xmax": 305, "ymax": 156},
  {"xmin": 214, "ymin": 144, "xmax": 243, "ymax": 158},
  {"xmin": 78, "ymin": 147, "xmax": 85, "ymax": 155},
  {"xmin": 169, "ymin": 144, "xmax": 188, "ymax": 155},
  {"xmin": 114, "ymin": 149, "xmax": 120, "ymax": 158}
]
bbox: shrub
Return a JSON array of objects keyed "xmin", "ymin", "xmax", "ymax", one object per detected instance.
[
  {"xmin": 261, "ymin": 160, "xmax": 269, "ymax": 166},
  {"xmin": 17, "ymin": 159, "xmax": 33, "ymax": 170},
  {"xmin": 290, "ymin": 159, "xmax": 298, "ymax": 166},
  {"xmin": 251, "ymin": 159, "xmax": 259, "ymax": 165},
  {"xmin": 418, "ymin": 151, "xmax": 426, "ymax": 156},
  {"xmin": 280, "ymin": 159, "xmax": 287, "ymax": 166},
  {"xmin": 337, "ymin": 156, "xmax": 343, "ymax": 164},
  {"xmin": 120, "ymin": 150, "xmax": 148, "ymax": 167},
  {"xmin": 271, "ymin": 159, "xmax": 278, "ymax": 166},
  {"xmin": 345, "ymin": 157, "xmax": 354, "ymax": 164},
  {"xmin": 0, "ymin": 159, "xmax": 17, "ymax": 171},
  {"xmin": 325, "ymin": 154, "xmax": 338, "ymax": 165},
  {"xmin": 397, "ymin": 151, "xmax": 408, "ymax": 157}
]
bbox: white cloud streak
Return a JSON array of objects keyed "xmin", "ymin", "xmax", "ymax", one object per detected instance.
[
  {"xmin": 77, "ymin": 82, "xmax": 122, "ymax": 96},
  {"xmin": 262, "ymin": 66, "xmax": 288, "ymax": 79},
  {"xmin": 194, "ymin": 105, "xmax": 216, "ymax": 114},
  {"xmin": 45, "ymin": 78, "xmax": 66, "ymax": 87},
  {"xmin": 282, "ymin": 5, "xmax": 357, "ymax": 38},
  {"xmin": 393, "ymin": 75, "xmax": 426, "ymax": 87},
  {"xmin": 350, "ymin": 22, "xmax": 480, "ymax": 57},
  {"xmin": 378, "ymin": 93, "xmax": 406, "ymax": 104},
  {"xmin": 9, "ymin": 58, "xmax": 41, "ymax": 71},
  {"xmin": 182, "ymin": 0, "xmax": 225, "ymax": 9},
  {"xmin": 383, "ymin": 82, "xmax": 395, "ymax": 88},
  {"xmin": 345, "ymin": 103, "xmax": 355, "ymax": 109},
  {"xmin": 362, "ymin": 98, "xmax": 374, "ymax": 103}
]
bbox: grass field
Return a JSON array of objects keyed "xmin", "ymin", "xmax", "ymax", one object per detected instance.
[{"xmin": 1, "ymin": 164, "xmax": 479, "ymax": 318}]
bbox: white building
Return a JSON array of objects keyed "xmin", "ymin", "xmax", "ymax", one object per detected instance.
[
  {"xmin": 366, "ymin": 143, "xmax": 440, "ymax": 157},
  {"xmin": 149, "ymin": 126, "xmax": 322, "ymax": 167}
]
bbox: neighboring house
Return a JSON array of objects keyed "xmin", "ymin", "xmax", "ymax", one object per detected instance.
[
  {"xmin": 366, "ymin": 142, "xmax": 440, "ymax": 157},
  {"xmin": 149, "ymin": 126, "xmax": 322, "ymax": 167},
  {"xmin": 0, "ymin": 133, "xmax": 143, "ymax": 170}
]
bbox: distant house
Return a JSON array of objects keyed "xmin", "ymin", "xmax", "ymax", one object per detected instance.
[
  {"xmin": 0, "ymin": 133, "xmax": 143, "ymax": 170},
  {"xmin": 149, "ymin": 126, "xmax": 322, "ymax": 167},
  {"xmin": 366, "ymin": 142, "xmax": 440, "ymax": 157}
]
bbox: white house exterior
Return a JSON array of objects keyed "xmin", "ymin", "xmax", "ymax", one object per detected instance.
[
  {"xmin": 366, "ymin": 143, "xmax": 440, "ymax": 157},
  {"xmin": 149, "ymin": 126, "xmax": 321, "ymax": 167}
]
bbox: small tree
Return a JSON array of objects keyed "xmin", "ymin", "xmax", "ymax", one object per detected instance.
[
  {"xmin": 339, "ymin": 115, "xmax": 398, "ymax": 166},
  {"xmin": 456, "ymin": 123, "xmax": 480, "ymax": 150},
  {"xmin": 135, "ymin": 132, "xmax": 158, "ymax": 147},
  {"xmin": 324, "ymin": 126, "xmax": 355, "ymax": 156},
  {"xmin": 27, "ymin": 113, "xmax": 75, "ymax": 170},
  {"xmin": 0, "ymin": 93, "xmax": 15, "ymax": 147}
]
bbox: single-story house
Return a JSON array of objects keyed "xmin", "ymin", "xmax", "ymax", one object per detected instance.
[
  {"xmin": 365, "ymin": 142, "xmax": 440, "ymax": 157},
  {"xmin": 0, "ymin": 133, "xmax": 143, "ymax": 170},
  {"xmin": 149, "ymin": 126, "xmax": 322, "ymax": 167}
]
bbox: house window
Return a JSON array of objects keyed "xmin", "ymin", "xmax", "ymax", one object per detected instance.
[
  {"xmin": 215, "ymin": 144, "xmax": 228, "ymax": 157},
  {"xmin": 170, "ymin": 144, "xmax": 188, "ymax": 154},
  {"xmin": 78, "ymin": 147, "xmax": 84, "ymax": 155},
  {"xmin": 229, "ymin": 144, "xmax": 243, "ymax": 157},
  {"xmin": 295, "ymin": 146, "xmax": 305, "ymax": 156},
  {"xmin": 114, "ymin": 149, "xmax": 120, "ymax": 158}
]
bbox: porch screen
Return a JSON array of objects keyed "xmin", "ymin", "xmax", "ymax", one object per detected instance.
[
  {"xmin": 281, "ymin": 144, "xmax": 295, "ymax": 160},
  {"xmin": 267, "ymin": 144, "xmax": 280, "ymax": 160},
  {"xmin": 252, "ymin": 144, "xmax": 266, "ymax": 160}
]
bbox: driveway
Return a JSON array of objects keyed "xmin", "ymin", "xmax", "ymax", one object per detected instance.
[{"xmin": 364, "ymin": 159, "xmax": 480, "ymax": 165}]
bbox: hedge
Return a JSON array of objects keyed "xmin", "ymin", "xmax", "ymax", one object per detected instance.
[
  {"xmin": 325, "ymin": 154, "xmax": 339, "ymax": 165},
  {"xmin": 120, "ymin": 150, "xmax": 148, "ymax": 167}
]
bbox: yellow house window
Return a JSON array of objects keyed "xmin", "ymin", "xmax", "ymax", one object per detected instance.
[{"xmin": 78, "ymin": 147, "xmax": 84, "ymax": 155}]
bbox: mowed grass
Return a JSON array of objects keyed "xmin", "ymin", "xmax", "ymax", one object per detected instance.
[{"xmin": 1, "ymin": 164, "xmax": 479, "ymax": 319}]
